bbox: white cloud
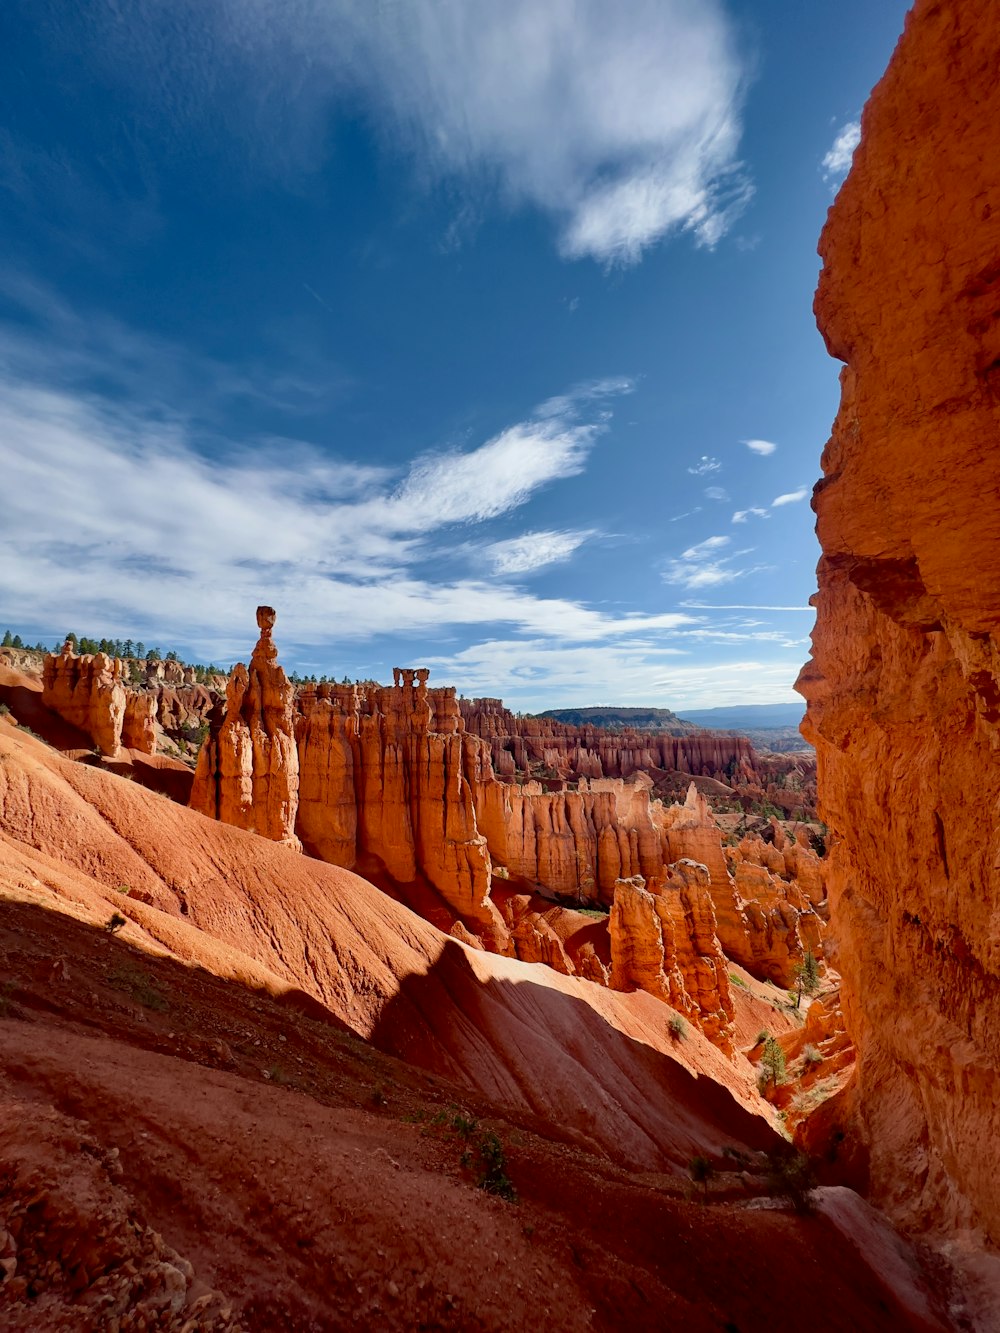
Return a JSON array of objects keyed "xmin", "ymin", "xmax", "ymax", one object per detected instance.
[
  {"xmin": 822, "ymin": 120, "xmax": 861, "ymax": 183},
  {"xmin": 485, "ymin": 530, "xmax": 593, "ymax": 575},
  {"xmin": 742, "ymin": 438, "xmax": 777, "ymax": 456},
  {"xmin": 681, "ymin": 535, "xmax": 730, "ymax": 561},
  {"xmin": 687, "ymin": 455, "xmax": 721, "ymax": 476},
  {"xmin": 680, "ymin": 602, "xmax": 813, "ymax": 611},
  {"xmin": 424, "ymin": 639, "xmax": 802, "ymax": 709},
  {"xmin": 61, "ymin": 0, "xmax": 752, "ymax": 266},
  {"xmin": 704, "ymin": 485, "xmax": 730, "ymax": 502},
  {"xmin": 661, "ymin": 534, "xmax": 770, "ymax": 591},
  {"xmin": 771, "ymin": 488, "xmax": 809, "ymax": 507},
  {"xmin": 732, "ymin": 506, "xmax": 769, "ymax": 523},
  {"xmin": 0, "ymin": 343, "xmax": 705, "ymax": 656}
]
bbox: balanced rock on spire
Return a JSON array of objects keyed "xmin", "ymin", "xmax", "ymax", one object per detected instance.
[{"xmin": 189, "ymin": 606, "xmax": 301, "ymax": 849}]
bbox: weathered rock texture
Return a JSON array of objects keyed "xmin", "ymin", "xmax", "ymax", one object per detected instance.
[
  {"xmin": 192, "ymin": 614, "xmax": 824, "ymax": 1051},
  {"xmin": 40, "ymin": 642, "xmax": 221, "ymax": 761},
  {"xmin": 461, "ymin": 696, "xmax": 758, "ymax": 789},
  {"xmin": 797, "ymin": 0, "xmax": 1000, "ymax": 1242},
  {"xmin": 42, "ymin": 642, "xmax": 127, "ymax": 757},
  {"xmin": 190, "ymin": 607, "xmax": 301, "ymax": 849}
]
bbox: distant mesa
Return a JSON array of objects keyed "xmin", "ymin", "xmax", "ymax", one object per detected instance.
[{"xmin": 535, "ymin": 705, "xmax": 693, "ymax": 731}]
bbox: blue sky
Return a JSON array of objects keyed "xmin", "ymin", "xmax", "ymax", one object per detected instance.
[{"xmin": 0, "ymin": 0, "xmax": 909, "ymax": 709}]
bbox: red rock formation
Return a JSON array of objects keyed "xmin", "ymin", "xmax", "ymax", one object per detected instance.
[
  {"xmin": 797, "ymin": 0, "xmax": 1000, "ymax": 1241},
  {"xmin": 663, "ymin": 786, "xmax": 826, "ymax": 987},
  {"xmin": 609, "ymin": 867, "xmax": 735, "ymax": 1054},
  {"xmin": 42, "ymin": 641, "xmax": 127, "ymax": 756},
  {"xmin": 122, "ymin": 690, "xmax": 157, "ymax": 754},
  {"xmin": 295, "ymin": 672, "xmax": 506, "ymax": 944},
  {"xmin": 190, "ymin": 607, "xmax": 301, "ymax": 849},
  {"xmin": 191, "ymin": 614, "xmax": 826, "ymax": 1052},
  {"xmin": 460, "ymin": 697, "xmax": 759, "ymax": 788}
]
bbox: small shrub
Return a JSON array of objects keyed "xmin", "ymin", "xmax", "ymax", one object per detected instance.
[
  {"xmin": 729, "ymin": 973, "xmax": 747, "ymax": 989},
  {"xmin": 370, "ymin": 1084, "xmax": 386, "ymax": 1107},
  {"xmin": 0, "ymin": 703, "xmax": 10, "ymax": 717},
  {"xmin": 106, "ymin": 913, "xmax": 127, "ymax": 934},
  {"xmin": 688, "ymin": 1155, "xmax": 714, "ymax": 1198},
  {"xmin": 116, "ymin": 884, "xmax": 132, "ymax": 896},
  {"xmin": 766, "ymin": 1145, "xmax": 817, "ymax": 1213},
  {"xmin": 754, "ymin": 1029, "xmax": 769, "ymax": 1046},
  {"xmin": 668, "ymin": 1013, "xmax": 688, "ymax": 1040},
  {"xmin": 802, "ymin": 1043, "xmax": 823, "ymax": 1066},
  {"xmin": 470, "ymin": 1130, "xmax": 516, "ymax": 1202},
  {"xmin": 450, "ymin": 1109, "xmax": 478, "ymax": 1139}
]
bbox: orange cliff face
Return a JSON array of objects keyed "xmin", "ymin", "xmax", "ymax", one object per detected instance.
[
  {"xmin": 797, "ymin": 0, "xmax": 1000, "ymax": 1241},
  {"xmin": 460, "ymin": 695, "xmax": 758, "ymax": 788},
  {"xmin": 190, "ymin": 606, "xmax": 302, "ymax": 849},
  {"xmin": 42, "ymin": 641, "xmax": 128, "ymax": 757},
  {"xmin": 187, "ymin": 614, "xmax": 827, "ymax": 1055}
]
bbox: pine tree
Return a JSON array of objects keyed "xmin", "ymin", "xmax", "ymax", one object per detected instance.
[
  {"xmin": 11, "ymin": 635, "xmax": 23, "ymax": 649},
  {"xmin": 1, "ymin": 631, "xmax": 11, "ymax": 647},
  {"xmin": 760, "ymin": 1036, "xmax": 786, "ymax": 1090},
  {"xmin": 793, "ymin": 951, "xmax": 821, "ymax": 1009}
]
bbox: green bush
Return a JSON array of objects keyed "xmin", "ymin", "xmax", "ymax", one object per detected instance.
[{"xmin": 668, "ymin": 1013, "xmax": 688, "ymax": 1040}]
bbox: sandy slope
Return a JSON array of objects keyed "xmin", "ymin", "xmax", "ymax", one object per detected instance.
[{"xmin": 0, "ymin": 717, "xmax": 957, "ymax": 1329}]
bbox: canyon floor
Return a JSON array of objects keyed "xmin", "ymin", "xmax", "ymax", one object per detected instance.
[{"xmin": 0, "ymin": 695, "xmax": 969, "ymax": 1331}]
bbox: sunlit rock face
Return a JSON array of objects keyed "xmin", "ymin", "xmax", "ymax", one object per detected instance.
[
  {"xmin": 42, "ymin": 642, "xmax": 127, "ymax": 757},
  {"xmin": 190, "ymin": 606, "xmax": 302, "ymax": 850},
  {"xmin": 797, "ymin": 0, "xmax": 1000, "ymax": 1241}
]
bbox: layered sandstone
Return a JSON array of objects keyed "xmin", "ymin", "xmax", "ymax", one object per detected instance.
[
  {"xmin": 191, "ymin": 615, "xmax": 827, "ymax": 1051},
  {"xmin": 797, "ymin": 0, "xmax": 1000, "ymax": 1242},
  {"xmin": 42, "ymin": 642, "xmax": 127, "ymax": 757},
  {"xmin": 610, "ymin": 866, "xmax": 735, "ymax": 1054},
  {"xmin": 190, "ymin": 607, "xmax": 301, "ymax": 849},
  {"xmin": 295, "ymin": 670, "xmax": 506, "ymax": 943},
  {"xmin": 460, "ymin": 696, "xmax": 758, "ymax": 789}
]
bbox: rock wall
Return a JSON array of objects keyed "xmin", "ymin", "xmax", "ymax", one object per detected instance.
[
  {"xmin": 42, "ymin": 643, "xmax": 127, "ymax": 757},
  {"xmin": 460, "ymin": 696, "xmax": 757, "ymax": 786},
  {"xmin": 191, "ymin": 613, "xmax": 825, "ymax": 1051},
  {"xmin": 797, "ymin": 0, "xmax": 1000, "ymax": 1241},
  {"xmin": 40, "ymin": 643, "xmax": 220, "ymax": 760},
  {"xmin": 189, "ymin": 607, "xmax": 301, "ymax": 849},
  {"xmin": 295, "ymin": 670, "xmax": 505, "ymax": 944}
]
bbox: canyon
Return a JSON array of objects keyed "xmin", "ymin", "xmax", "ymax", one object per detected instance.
[{"xmin": 1, "ymin": 0, "xmax": 999, "ymax": 1327}]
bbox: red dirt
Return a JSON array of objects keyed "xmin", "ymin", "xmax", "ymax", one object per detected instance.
[{"xmin": 0, "ymin": 719, "xmax": 956, "ymax": 1329}]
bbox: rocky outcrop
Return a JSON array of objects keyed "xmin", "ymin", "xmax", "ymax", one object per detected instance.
[
  {"xmin": 610, "ymin": 867, "xmax": 735, "ymax": 1054},
  {"xmin": 295, "ymin": 671, "xmax": 506, "ymax": 944},
  {"xmin": 663, "ymin": 787, "xmax": 826, "ymax": 987},
  {"xmin": 797, "ymin": 0, "xmax": 1000, "ymax": 1241},
  {"xmin": 190, "ymin": 613, "xmax": 827, "ymax": 1051},
  {"xmin": 189, "ymin": 607, "xmax": 301, "ymax": 849},
  {"xmin": 42, "ymin": 642, "xmax": 127, "ymax": 757}
]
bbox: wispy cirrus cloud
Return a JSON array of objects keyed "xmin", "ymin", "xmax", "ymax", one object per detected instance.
[
  {"xmin": 732, "ymin": 486, "xmax": 808, "ymax": 523},
  {"xmin": 0, "ymin": 300, "xmax": 692, "ymax": 663},
  {"xmin": 425, "ymin": 638, "xmax": 802, "ymax": 708},
  {"xmin": 485, "ymin": 530, "xmax": 594, "ymax": 576},
  {"xmin": 40, "ymin": 0, "xmax": 752, "ymax": 267},
  {"xmin": 822, "ymin": 120, "xmax": 861, "ymax": 185},
  {"xmin": 732, "ymin": 506, "xmax": 769, "ymax": 523},
  {"xmin": 687, "ymin": 454, "xmax": 722, "ymax": 476},
  {"xmin": 661, "ymin": 533, "xmax": 767, "ymax": 591}
]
